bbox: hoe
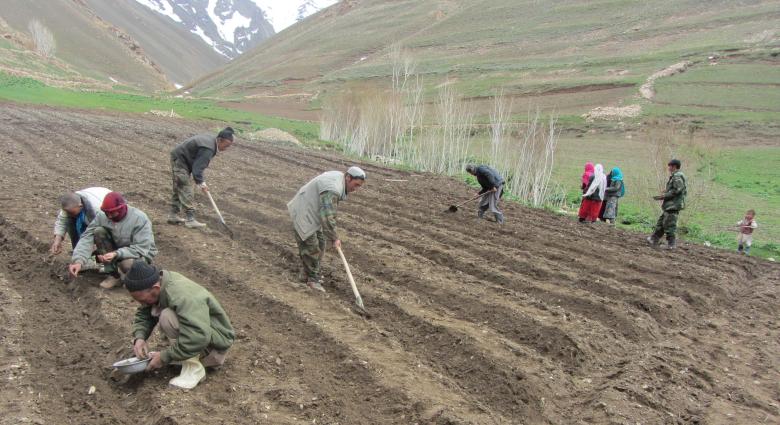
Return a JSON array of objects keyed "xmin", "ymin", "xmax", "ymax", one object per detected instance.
[{"xmin": 446, "ymin": 193, "xmax": 482, "ymax": 213}]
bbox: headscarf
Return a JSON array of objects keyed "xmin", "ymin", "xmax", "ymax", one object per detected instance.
[
  {"xmin": 584, "ymin": 164, "xmax": 607, "ymax": 199},
  {"xmin": 581, "ymin": 162, "xmax": 594, "ymax": 186},
  {"xmin": 611, "ymin": 167, "xmax": 625, "ymax": 197},
  {"xmin": 100, "ymin": 191, "xmax": 128, "ymax": 222}
]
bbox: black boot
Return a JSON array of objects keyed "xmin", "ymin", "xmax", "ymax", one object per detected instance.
[{"xmin": 666, "ymin": 235, "xmax": 677, "ymax": 250}]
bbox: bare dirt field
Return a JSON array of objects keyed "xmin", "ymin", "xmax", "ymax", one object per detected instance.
[{"xmin": 0, "ymin": 103, "xmax": 778, "ymax": 424}]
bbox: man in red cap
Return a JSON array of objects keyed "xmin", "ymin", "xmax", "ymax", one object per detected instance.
[{"xmin": 68, "ymin": 192, "xmax": 158, "ymax": 289}]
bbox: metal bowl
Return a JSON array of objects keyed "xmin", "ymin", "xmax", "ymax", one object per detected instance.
[{"xmin": 112, "ymin": 356, "xmax": 150, "ymax": 374}]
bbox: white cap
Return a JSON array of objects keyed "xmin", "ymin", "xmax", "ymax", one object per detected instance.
[{"xmin": 346, "ymin": 166, "xmax": 366, "ymax": 179}]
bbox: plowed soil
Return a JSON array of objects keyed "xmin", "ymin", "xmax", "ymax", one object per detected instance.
[{"xmin": 0, "ymin": 102, "xmax": 778, "ymax": 425}]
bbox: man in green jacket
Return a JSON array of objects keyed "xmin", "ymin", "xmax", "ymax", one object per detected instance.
[
  {"xmin": 647, "ymin": 159, "xmax": 687, "ymax": 249},
  {"xmin": 124, "ymin": 261, "xmax": 235, "ymax": 390},
  {"xmin": 288, "ymin": 166, "xmax": 366, "ymax": 292},
  {"xmin": 168, "ymin": 127, "xmax": 235, "ymax": 228}
]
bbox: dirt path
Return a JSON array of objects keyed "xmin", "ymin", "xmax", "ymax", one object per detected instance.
[{"xmin": 0, "ymin": 102, "xmax": 778, "ymax": 424}]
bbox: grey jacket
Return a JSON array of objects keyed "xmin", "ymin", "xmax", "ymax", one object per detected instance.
[
  {"xmin": 170, "ymin": 134, "xmax": 218, "ymax": 184},
  {"xmin": 287, "ymin": 171, "xmax": 347, "ymax": 240},
  {"xmin": 475, "ymin": 165, "xmax": 504, "ymax": 194},
  {"xmin": 71, "ymin": 206, "xmax": 158, "ymax": 264},
  {"xmin": 53, "ymin": 187, "xmax": 110, "ymax": 236}
]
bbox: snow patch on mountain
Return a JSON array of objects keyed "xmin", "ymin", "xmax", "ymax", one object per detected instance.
[
  {"xmin": 132, "ymin": 0, "xmax": 275, "ymax": 58},
  {"xmin": 133, "ymin": 0, "xmax": 336, "ymax": 57},
  {"xmin": 207, "ymin": 0, "xmax": 252, "ymax": 45},
  {"xmin": 135, "ymin": 0, "xmax": 182, "ymax": 23},
  {"xmin": 250, "ymin": 0, "xmax": 337, "ymax": 33}
]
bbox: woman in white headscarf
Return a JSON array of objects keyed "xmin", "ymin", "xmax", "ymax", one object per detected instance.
[{"xmin": 578, "ymin": 163, "xmax": 607, "ymax": 223}]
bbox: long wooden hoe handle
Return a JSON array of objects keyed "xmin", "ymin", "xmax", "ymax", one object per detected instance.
[
  {"xmin": 205, "ymin": 190, "xmax": 235, "ymax": 239},
  {"xmin": 206, "ymin": 191, "xmax": 226, "ymax": 224},
  {"xmin": 455, "ymin": 192, "xmax": 483, "ymax": 208},
  {"xmin": 336, "ymin": 246, "xmax": 365, "ymax": 309}
]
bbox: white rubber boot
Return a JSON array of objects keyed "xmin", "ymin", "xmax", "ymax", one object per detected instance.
[{"xmin": 169, "ymin": 357, "xmax": 205, "ymax": 390}]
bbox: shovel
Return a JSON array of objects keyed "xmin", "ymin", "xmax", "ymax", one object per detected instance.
[
  {"xmin": 205, "ymin": 191, "xmax": 235, "ymax": 239},
  {"xmin": 446, "ymin": 193, "xmax": 483, "ymax": 213},
  {"xmin": 335, "ymin": 246, "xmax": 369, "ymax": 316}
]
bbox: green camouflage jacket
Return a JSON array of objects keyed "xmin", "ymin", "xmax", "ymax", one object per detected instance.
[{"xmin": 662, "ymin": 171, "xmax": 687, "ymax": 212}]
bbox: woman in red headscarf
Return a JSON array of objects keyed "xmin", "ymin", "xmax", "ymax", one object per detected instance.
[{"xmin": 581, "ymin": 162, "xmax": 594, "ymax": 192}]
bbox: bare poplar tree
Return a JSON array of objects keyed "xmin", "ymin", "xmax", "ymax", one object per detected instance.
[{"xmin": 28, "ymin": 20, "xmax": 56, "ymax": 58}]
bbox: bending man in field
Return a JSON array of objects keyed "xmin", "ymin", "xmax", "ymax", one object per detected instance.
[
  {"xmin": 168, "ymin": 127, "xmax": 235, "ymax": 228},
  {"xmin": 125, "ymin": 261, "xmax": 235, "ymax": 390},
  {"xmin": 288, "ymin": 166, "xmax": 366, "ymax": 292},
  {"xmin": 50, "ymin": 187, "xmax": 111, "ymax": 263},
  {"xmin": 466, "ymin": 164, "xmax": 505, "ymax": 224},
  {"xmin": 647, "ymin": 159, "xmax": 687, "ymax": 250},
  {"xmin": 68, "ymin": 192, "xmax": 158, "ymax": 289}
]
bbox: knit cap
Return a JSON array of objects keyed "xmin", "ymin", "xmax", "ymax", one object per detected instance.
[
  {"xmin": 123, "ymin": 261, "xmax": 161, "ymax": 292},
  {"xmin": 218, "ymin": 127, "xmax": 234, "ymax": 141}
]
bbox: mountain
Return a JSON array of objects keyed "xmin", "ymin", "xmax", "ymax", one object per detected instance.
[
  {"xmin": 0, "ymin": 0, "xmax": 171, "ymax": 91},
  {"xmin": 84, "ymin": 0, "xmax": 229, "ymax": 87},
  {"xmin": 186, "ymin": 0, "xmax": 780, "ymax": 119},
  {"xmin": 252, "ymin": 0, "xmax": 337, "ymax": 32},
  {"xmin": 132, "ymin": 0, "xmax": 276, "ymax": 59}
]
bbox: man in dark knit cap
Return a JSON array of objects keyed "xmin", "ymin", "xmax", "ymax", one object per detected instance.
[
  {"xmin": 124, "ymin": 261, "xmax": 235, "ymax": 390},
  {"xmin": 68, "ymin": 192, "xmax": 157, "ymax": 289},
  {"xmin": 169, "ymin": 127, "xmax": 235, "ymax": 228},
  {"xmin": 466, "ymin": 164, "xmax": 505, "ymax": 224}
]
